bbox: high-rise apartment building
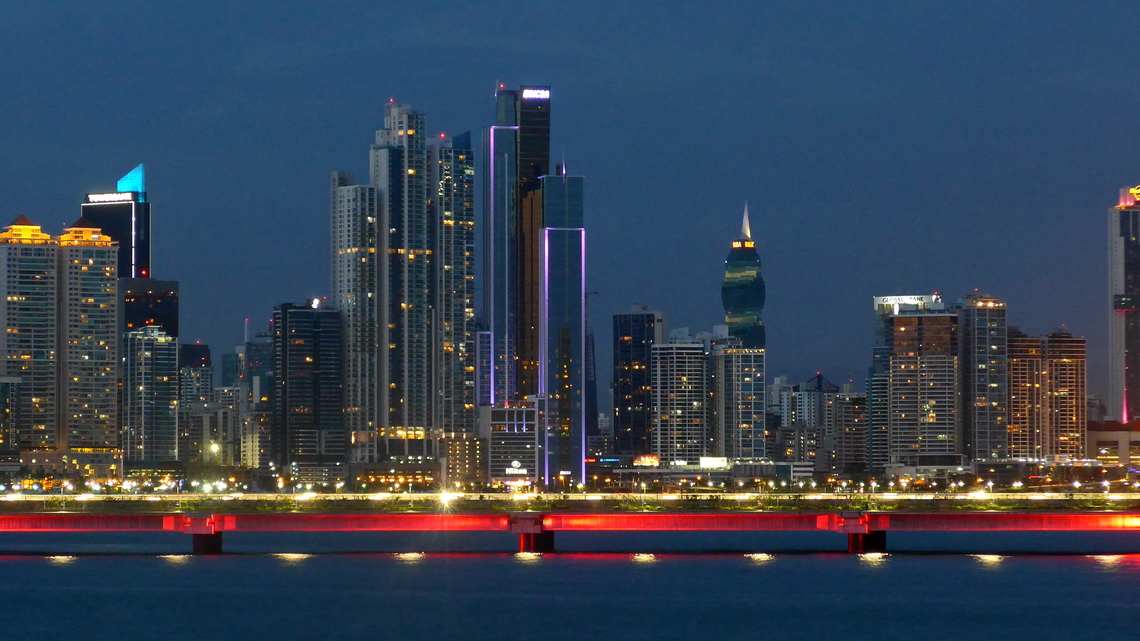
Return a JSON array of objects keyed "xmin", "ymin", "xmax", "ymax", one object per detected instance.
[
  {"xmin": 0, "ymin": 216, "xmax": 58, "ymax": 451},
  {"xmin": 81, "ymin": 164, "xmax": 150, "ymax": 279},
  {"xmin": 122, "ymin": 325, "xmax": 178, "ymax": 462},
  {"xmin": 613, "ymin": 305, "xmax": 666, "ymax": 456},
  {"xmin": 238, "ymin": 335, "xmax": 274, "ymax": 475},
  {"xmin": 834, "ymin": 393, "xmax": 868, "ymax": 473},
  {"xmin": 713, "ymin": 344, "xmax": 766, "ymax": 460},
  {"xmin": 1008, "ymin": 327, "xmax": 1087, "ymax": 460},
  {"xmin": 334, "ymin": 101, "xmax": 454, "ymax": 465},
  {"xmin": 0, "ymin": 216, "xmax": 120, "ymax": 474},
  {"xmin": 1042, "ymin": 329, "xmax": 1087, "ymax": 459},
  {"xmin": 330, "ymin": 171, "xmax": 380, "ymax": 463},
  {"xmin": 371, "ymin": 103, "xmax": 433, "ymax": 460},
  {"xmin": 179, "ymin": 343, "xmax": 213, "ymax": 405},
  {"xmin": 430, "ymin": 132, "xmax": 476, "ymax": 435},
  {"xmin": 272, "ymin": 301, "xmax": 345, "ymax": 484},
  {"xmin": 1109, "ymin": 186, "xmax": 1140, "ymax": 421},
  {"xmin": 866, "ymin": 294, "xmax": 943, "ymax": 473},
  {"xmin": 958, "ymin": 294, "xmax": 1008, "ymax": 461},
  {"xmin": 56, "ymin": 218, "xmax": 119, "ymax": 454},
  {"xmin": 652, "ymin": 336, "xmax": 708, "ymax": 465},
  {"xmin": 1007, "ymin": 327, "xmax": 1044, "ymax": 459},
  {"xmin": 885, "ymin": 304, "xmax": 959, "ymax": 467}
]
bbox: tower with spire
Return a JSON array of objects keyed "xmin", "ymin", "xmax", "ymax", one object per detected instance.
[{"xmin": 721, "ymin": 203, "xmax": 766, "ymax": 349}]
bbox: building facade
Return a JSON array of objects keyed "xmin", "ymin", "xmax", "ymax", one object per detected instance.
[
  {"xmin": 272, "ymin": 301, "xmax": 345, "ymax": 484},
  {"xmin": 713, "ymin": 345, "xmax": 766, "ymax": 460},
  {"xmin": 480, "ymin": 85, "xmax": 552, "ymax": 406},
  {"xmin": 958, "ymin": 294, "xmax": 1008, "ymax": 461},
  {"xmin": 1007, "ymin": 327, "xmax": 1045, "ymax": 459},
  {"xmin": 721, "ymin": 204, "xmax": 766, "ymax": 350},
  {"xmin": 652, "ymin": 337, "xmax": 708, "ymax": 465},
  {"xmin": 612, "ymin": 305, "xmax": 666, "ymax": 456},
  {"xmin": 430, "ymin": 133, "xmax": 476, "ymax": 435},
  {"xmin": 80, "ymin": 164, "xmax": 150, "ymax": 279},
  {"xmin": 122, "ymin": 325, "xmax": 178, "ymax": 462},
  {"xmin": 538, "ymin": 170, "xmax": 586, "ymax": 484},
  {"xmin": 1110, "ymin": 186, "xmax": 1140, "ymax": 422},
  {"xmin": 0, "ymin": 216, "xmax": 120, "ymax": 474},
  {"xmin": 886, "ymin": 306, "xmax": 959, "ymax": 467},
  {"xmin": 867, "ymin": 294, "xmax": 943, "ymax": 472},
  {"xmin": 56, "ymin": 218, "xmax": 119, "ymax": 454},
  {"xmin": 330, "ymin": 171, "xmax": 381, "ymax": 463}
]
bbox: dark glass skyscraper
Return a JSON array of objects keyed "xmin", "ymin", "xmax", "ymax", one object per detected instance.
[
  {"xmin": 612, "ymin": 305, "xmax": 666, "ymax": 456},
  {"xmin": 121, "ymin": 278, "xmax": 179, "ymax": 338},
  {"xmin": 273, "ymin": 301, "xmax": 345, "ymax": 484},
  {"xmin": 81, "ymin": 164, "xmax": 151, "ymax": 279},
  {"xmin": 482, "ymin": 85, "xmax": 552, "ymax": 404},
  {"xmin": 538, "ymin": 169, "xmax": 585, "ymax": 484},
  {"xmin": 721, "ymin": 205, "xmax": 765, "ymax": 349}
]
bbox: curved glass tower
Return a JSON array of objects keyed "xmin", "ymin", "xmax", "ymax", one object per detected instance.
[{"xmin": 721, "ymin": 204, "xmax": 766, "ymax": 348}]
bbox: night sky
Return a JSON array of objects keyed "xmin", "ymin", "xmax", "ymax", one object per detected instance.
[{"xmin": 2, "ymin": 2, "xmax": 1135, "ymax": 398}]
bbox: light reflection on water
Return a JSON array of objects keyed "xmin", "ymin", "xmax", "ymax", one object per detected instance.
[{"xmin": 7, "ymin": 550, "xmax": 1140, "ymax": 640}]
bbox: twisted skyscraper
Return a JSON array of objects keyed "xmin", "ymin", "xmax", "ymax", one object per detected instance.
[{"xmin": 721, "ymin": 204, "xmax": 765, "ymax": 349}]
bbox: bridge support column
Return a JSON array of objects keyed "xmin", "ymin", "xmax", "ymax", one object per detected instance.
[
  {"xmin": 192, "ymin": 532, "xmax": 224, "ymax": 555},
  {"xmin": 847, "ymin": 530, "xmax": 886, "ymax": 554},
  {"xmin": 518, "ymin": 531, "xmax": 555, "ymax": 553},
  {"xmin": 510, "ymin": 513, "xmax": 553, "ymax": 553}
]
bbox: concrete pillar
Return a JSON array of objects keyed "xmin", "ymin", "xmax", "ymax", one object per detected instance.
[
  {"xmin": 847, "ymin": 530, "xmax": 886, "ymax": 553},
  {"xmin": 518, "ymin": 531, "xmax": 555, "ymax": 553},
  {"xmin": 192, "ymin": 532, "xmax": 224, "ymax": 555}
]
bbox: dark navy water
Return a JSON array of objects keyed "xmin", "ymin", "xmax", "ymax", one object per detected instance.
[{"xmin": 2, "ymin": 532, "xmax": 1138, "ymax": 640}]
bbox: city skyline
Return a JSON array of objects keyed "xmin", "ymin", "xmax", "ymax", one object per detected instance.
[{"xmin": 0, "ymin": 3, "xmax": 1131, "ymax": 400}]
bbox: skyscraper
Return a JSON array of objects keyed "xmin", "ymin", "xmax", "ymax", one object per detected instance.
[
  {"xmin": 273, "ymin": 301, "xmax": 345, "ymax": 484},
  {"xmin": 480, "ymin": 121, "xmax": 519, "ymax": 406},
  {"xmin": 0, "ymin": 216, "xmax": 120, "ymax": 474},
  {"xmin": 722, "ymin": 204, "xmax": 766, "ymax": 349},
  {"xmin": 482, "ymin": 85, "xmax": 552, "ymax": 404},
  {"xmin": 885, "ymin": 305, "xmax": 959, "ymax": 467},
  {"xmin": 330, "ymin": 170, "xmax": 381, "ymax": 462},
  {"xmin": 81, "ymin": 164, "xmax": 151, "ymax": 279},
  {"xmin": 179, "ymin": 343, "xmax": 213, "ymax": 406},
  {"xmin": 716, "ymin": 205, "xmax": 766, "ymax": 462},
  {"xmin": 1007, "ymin": 327, "xmax": 1044, "ymax": 459},
  {"xmin": 430, "ymin": 132, "xmax": 476, "ymax": 435},
  {"xmin": 0, "ymin": 216, "xmax": 58, "ymax": 451},
  {"xmin": 122, "ymin": 325, "xmax": 178, "ymax": 462},
  {"xmin": 1041, "ymin": 329, "xmax": 1087, "ymax": 459},
  {"xmin": 538, "ymin": 169, "xmax": 586, "ymax": 483},
  {"xmin": 1109, "ymin": 186, "xmax": 1140, "ymax": 421},
  {"xmin": 121, "ymin": 278, "xmax": 179, "ymax": 338},
  {"xmin": 612, "ymin": 305, "xmax": 666, "ymax": 456},
  {"xmin": 56, "ymin": 218, "xmax": 119, "ymax": 454},
  {"xmin": 866, "ymin": 294, "xmax": 942, "ymax": 473},
  {"xmin": 1008, "ymin": 327, "xmax": 1088, "ymax": 460},
  {"xmin": 713, "ymin": 343, "xmax": 766, "ymax": 460},
  {"xmin": 957, "ymin": 293, "xmax": 1008, "ymax": 461},
  {"xmin": 652, "ymin": 335, "xmax": 708, "ymax": 465},
  {"xmin": 371, "ymin": 102, "xmax": 433, "ymax": 461}
]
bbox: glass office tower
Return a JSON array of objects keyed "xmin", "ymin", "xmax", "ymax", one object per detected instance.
[
  {"xmin": 721, "ymin": 204, "xmax": 765, "ymax": 349},
  {"xmin": 81, "ymin": 164, "xmax": 151, "ymax": 279},
  {"xmin": 538, "ymin": 169, "xmax": 585, "ymax": 484}
]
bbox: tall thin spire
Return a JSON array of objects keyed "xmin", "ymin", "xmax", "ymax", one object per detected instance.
[{"xmin": 741, "ymin": 202, "xmax": 751, "ymax": 239}]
